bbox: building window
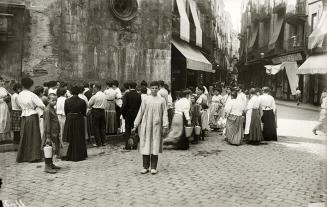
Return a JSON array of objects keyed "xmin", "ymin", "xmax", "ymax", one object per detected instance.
[{"xmin": 110, "ymin": 0, "xmax": 138, "ymax": 21}]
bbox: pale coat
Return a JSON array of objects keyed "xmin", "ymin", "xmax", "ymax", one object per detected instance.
[{"xmin": 134, "ymin": 95, "xmax": 168, "ymax": 155}]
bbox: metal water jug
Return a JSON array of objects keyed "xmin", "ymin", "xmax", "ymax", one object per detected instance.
[{"xmin": 44, "ymin": 145, "xmax": 53, "ymax": 158}]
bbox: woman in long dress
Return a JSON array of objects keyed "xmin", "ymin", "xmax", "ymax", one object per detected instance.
[
  {"xmin": 259, "ymin": 87, "xmax": 277, "ymax": 141},
  {"xmin": 104, "ymin": 81, "xmax": 117, "ymax": 134},
  {"xmin": 190, "ymin": 94, "xmax": 201, "ymax": 144},
  {"xmin": 16, "ymin": 78, "xmax": 45, "ymax": 163},
  {"xmin": 34, "ymin": 86, "xmax": 48, "ymax": 143},
  {"xmin": 0, "ymin": 77, "xmax": 11, "ymax": 143},
  {"xmin": 63, "ymin": 85, "xmax": 87, "ymax": 162},
  {"xmin": 163, "ymin": 90, "xmax": 191, "ymax": 150},
  {"xmin": 196, "ymin": 86, "xmax": 209, "ymax": 140},
  {"xmin": 244, "ymin": 88, "xmax": 262, "ymax": 145},
  {"xmin": 224, "ymin": 91, "xmax": 244, "ymax": 146},
  {"xmin": 209, "ymin": 88, "xmax": 224, "ymax": 130}
]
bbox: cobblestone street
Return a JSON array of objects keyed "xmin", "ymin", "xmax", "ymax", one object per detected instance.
[{"xmin": 0, "ymin": 105, "xmax": 326, "ymax": 207}]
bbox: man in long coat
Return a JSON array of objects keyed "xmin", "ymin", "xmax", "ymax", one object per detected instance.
[{"xmin": 132, "ymin": 81, "xmax": 168, "ymax": 175}]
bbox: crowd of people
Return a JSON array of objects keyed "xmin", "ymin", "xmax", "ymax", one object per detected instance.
[{"xmin": 0, "ymin": 75, "xmax": 326, "ymax": 175}]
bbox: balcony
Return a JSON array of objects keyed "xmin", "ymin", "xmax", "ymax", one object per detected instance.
[
  {"xmin": 273, "ymin": 0, "xmax": 286, "ymax": 14},
  {"xmin": 285, "ymin": 1, "xmax": 307, "ymax": 24},
  {"xmin": 284, "ymin": 36, "xmax": 306, "ymax": 52},
  {"xmin": 258, "ymin": 0, "xmax": 272, "ymax": 21}
]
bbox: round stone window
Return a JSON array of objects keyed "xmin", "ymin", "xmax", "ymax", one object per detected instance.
[{"xmin": 110, "ymin": 0, "xmax": 138, "ymax": 21}]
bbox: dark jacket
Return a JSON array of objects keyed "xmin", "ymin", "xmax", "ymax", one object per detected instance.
[
  {"xmin": 43, "ymin": 105, "xmax": 60, "ymax": 139},
  {"xmin": 64, "ymin": 96, "xmax": 87, "ymax": 116},
  {"xmin": 121, "ymin": 90, "xmax": 141, "ymax": 121}
]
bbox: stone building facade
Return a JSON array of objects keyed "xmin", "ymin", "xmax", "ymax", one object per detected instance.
[{"xmin": 0, "ymin": 0, "xmax": 171, "ymax": 86}]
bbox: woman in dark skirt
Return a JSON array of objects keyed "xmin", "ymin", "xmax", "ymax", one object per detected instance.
[
  {"xmin": 63, "ymin": 85, "xmax": 87, "ymax": 162},
  {"xmin": 259, "ymin": 87, "xmax": 277, "ymax": 141},
  {"xmin": 245, "ymin": 88, "xmax": 262, "ymax": 145},
  {"xmin": 16, "ymin": 78, "xmax": 45, "ymax": 163}
]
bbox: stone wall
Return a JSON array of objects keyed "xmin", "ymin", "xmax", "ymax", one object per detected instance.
[
  {"xmin": 58, "ymin": 0, "xmax": 171, "ymax": 85},
  {"xmin": 1, "ymin": 0, "xmax": 171, "ymax": 86},
  {"xmin": 0, "ymin": 1, "xmax": 25, "ymax": 81},
  {"xmin": 22, "ymin": 0, "xmax": 61, "ymax": 86}
]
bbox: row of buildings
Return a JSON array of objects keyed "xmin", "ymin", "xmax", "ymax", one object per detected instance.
[
  {"xmin": 0, "ymin": 0, "xmax": 239, "ymax": 95},
  {"xmin": 239, "ymin": 0, "xmax": 327, "ymax": 105}
]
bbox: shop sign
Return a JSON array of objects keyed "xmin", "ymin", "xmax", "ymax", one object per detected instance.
[{"xmin": 272, "ymin": 53, "xmax": 302, "ymax": 64}]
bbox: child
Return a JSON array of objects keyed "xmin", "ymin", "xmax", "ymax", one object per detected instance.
[
  {"xmin": 11, "ymin": 83, "xmax": 22, "ymax": 144},
  {"xmin": 43, "ymin": 93, "xmax": 61, "ymax": 173},
  {"xmin": 132, "ymin": 81, "xmax": 168, "ymax": 175},
  {"xmin": 190, "ymin": 94, "xmax": 201, "ymax": 144},
  {"xmin": 209, "ymin": 88, "xmax": 224, "ymax": 130}
]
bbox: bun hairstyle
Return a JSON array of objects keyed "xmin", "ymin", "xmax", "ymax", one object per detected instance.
[
  {"xmin": 150, "ymin": 81, "xmax": 159, "ymax": 87},
  {"xmin": 262, "ymin": 87, "xmax": 270, "ymax": 94}
]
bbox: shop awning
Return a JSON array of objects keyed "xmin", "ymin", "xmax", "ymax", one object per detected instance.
[
  {"xmin": 247, "ymin": 23, "xmax": 259, "ymax": 51},
  {"xmin": 308, "ymin": 10, "xmax": 327, "ymax": 49},
  {"xmin": 189, "ymin": 0, "xmax": 202, "ymax": 47},
  {"xmin": 176, "ymin": 0, "xmax": 190, "ymax": 42},
  {"xmin": 265, "ymin": 62, "xmax": 299, "ymax": 95},
  {"xmin": 172, "ymin": 39, "xmax": 214, "ymax": 73},
  {"xmin": 268, "ymin": 14, "xmax": 284, "ymax": 50},
  {"xmin": 297, "ymin": 53, "xmax": 327, "ymax": 74}
]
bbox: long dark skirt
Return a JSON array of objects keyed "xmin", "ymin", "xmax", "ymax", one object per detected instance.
[
  {"xmin": 261, "ymin": 110, "xmax": 277, "ymax": 141},
  {"xmin": 248, "ymin": 109, "xmax": 263, "ymax": 143},
  {"xmin": 86, "ymin": 111, "xmax": 94, "ymax": 138},
  {"xmin": 105, "ymin": 101, "xmax": 117, "ymax": 134},
  {"xmin": 16, "ymin": 114, "xmax": 42, "ymax": 163},
  {"xmin": 63, "ymin": 113, "xmax": 87, "ymax": 162}
]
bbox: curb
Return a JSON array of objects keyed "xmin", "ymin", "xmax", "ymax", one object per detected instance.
[
  {"xmin": 0, "ymin": 134, "xmax": 126, "ymax": 153},
  {"xmin": 276, "ymin": 102, "xmax": 320, "ymax": 112}
]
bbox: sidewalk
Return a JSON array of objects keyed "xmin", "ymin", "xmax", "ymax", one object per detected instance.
[
  {"xmin": 276, "ymin": 99, "xmax": 320, "ymax": 112},
  {"xmin": 0, "ymin": 134, "xmax": 125, "ymax": 153}
]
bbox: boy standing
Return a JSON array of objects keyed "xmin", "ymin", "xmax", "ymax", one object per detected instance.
[
  {"xmin": 43, "ymin": 93, "xmax": 61, "ymax": 173},
  {"xmin": 132, "ymin": 81, "xmax": 168, "ymax": 175}
]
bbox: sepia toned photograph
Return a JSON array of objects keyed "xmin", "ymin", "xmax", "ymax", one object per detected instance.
[{"xmin": 0, "ymin": 0, "xmax": 326, "ymax": 206}]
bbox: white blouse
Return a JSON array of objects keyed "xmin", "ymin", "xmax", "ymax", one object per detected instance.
[
  {"xmin": 56, "ymin": 96, "xmax": 66, "ymax": 115},
  {"xmin": 11, "ymin": 93, "xmax": 21, "ymax": 110},
  {"xmin": 259, "ymin": 94, "xmax": 276, "ymax": 112},
  {"xmin": 174, "ymin": 97, "xmax": 191, "ymax": 120},
  {"xmin": 17, "ymin": 90, "xmax": 45, "ymax": 117},
  {"xmin": 224, "ymin": 99, "xmax": 243, "ymax": 116}
]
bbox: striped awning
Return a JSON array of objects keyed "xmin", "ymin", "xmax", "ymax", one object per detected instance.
[
  {"xmin": 297, "ymin": 53, "xmax": 327, "ymax": 74},
  {"xmin": 172, "ymin": 39, "xmax": 214, "ymax": 73}
]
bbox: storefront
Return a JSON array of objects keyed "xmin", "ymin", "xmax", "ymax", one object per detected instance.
[{"xmin": 171, "ymin": 38, "xmax": 214, "ymax": 95}]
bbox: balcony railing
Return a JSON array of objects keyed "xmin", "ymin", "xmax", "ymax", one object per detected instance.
[
  {"xmin": 284, "ymin": 36, "xmax": 306, "ymax": 52},
  {"xmin": 285, "ymin": 1, "xmax": 307, "ymax": 24}
]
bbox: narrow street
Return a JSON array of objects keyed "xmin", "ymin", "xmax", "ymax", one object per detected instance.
[{"xmin": 0, "ymin": 104, "xmax": 325, "ymax": 207}]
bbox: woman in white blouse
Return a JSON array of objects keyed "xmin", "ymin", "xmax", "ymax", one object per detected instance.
[
  {"xmin": 163, "ymin": 90, "xmax": 191, "ymax": 150},
  {"xmin": 258, "ymin": 87, "xmax": 277, "ymax": 141},
  {"xmin": 16, "ymin": 78, "xmax": 45, "ymax": 163},
  {"xmin": 196, "ymin": 86, "xmax": 209, "ymax": 140},
  {"xmin": 224, "ymin": 91, "xmax": 244, "ymax": 146}
]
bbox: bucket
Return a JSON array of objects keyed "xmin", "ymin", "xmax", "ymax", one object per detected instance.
[
  {"xmin": 194, "ymin": 126, "xmax": 201, "ymax": 135},
  {"xmin": 44, "ymin": 145, "xmax": 53, "ymax": 158},
  {"xmin": 185, "ymin": 126, "xmax": 193, "ymax": 137}
]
